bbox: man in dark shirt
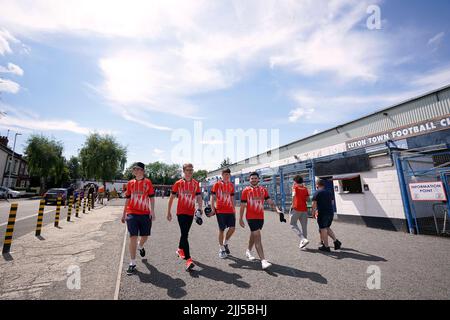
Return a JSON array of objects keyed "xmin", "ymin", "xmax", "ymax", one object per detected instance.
[{"xmin": 312, "ymin": 179, "xmax": 342, "ymax": 252}]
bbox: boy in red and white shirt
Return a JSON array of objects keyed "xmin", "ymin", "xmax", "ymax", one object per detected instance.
[
  {"xmin": 121, "ymin": 162, "xmax": 155, "ymax": 276},
  {"xmin": 239, "ymin": 171, "xmax": 285, "ymax": 270},
  {"xmin": 290, "ymin": 175, "xmax": 310, "ymax": 249},
  {"xmin": 167, "ymin": 163, "xmax": 202, "ymax": 271},
  {"xmin": 211, "ymin": 168, "xmax": 236, "ymax": 259}
]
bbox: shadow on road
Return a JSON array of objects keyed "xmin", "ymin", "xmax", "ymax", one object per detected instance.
[
  {"xmin": 305, "ymin": 248, "xmax": 387, "ymax": 262},
  {"xmin": 136, "ymin": 259, "xmax": 188, "ymax": 299},
  {"xmin": 226, "ymin": 256, "xmax": 327, "ymax": 284},
  {"xmin": 189, "ymin": 261, "xmax": 251, "ymax": 289}
]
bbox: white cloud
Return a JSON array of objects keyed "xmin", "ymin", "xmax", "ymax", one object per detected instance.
[
  {"xmin": 289, "ymin": 108, "xmax": 315, "ymax": 123},
  {"xmin": 428, "ymin": 32, "xmax": 445, "ymax": 46},
  {"xmin": 0, "ymin": 104, "xmax": 114, "ymax": 135},
  {"xmin": 412, "ymin": 66, "xmax": 450, "ymax": 89},
  {"xmin": 153, "ymin": 148, "xmax": 164, "ymax": 155},
  {"xmin": 0, "ymin": 78, "xmax": 20, "ymax": 94},
  {"xmin": 0, "ymin": 29, "xmax": 17, "ymax": 55},
  {"xmin": 0, "ymin": 0, "xmax": 389, "ymax": 127},
  {"xmin": 0, "ymin": 63, "xmax": 24, "ymax": 76}
]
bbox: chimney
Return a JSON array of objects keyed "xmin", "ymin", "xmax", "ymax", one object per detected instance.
[{"xmin": 0, "ymin": 136, "xmax": 8, "ymax": 147}]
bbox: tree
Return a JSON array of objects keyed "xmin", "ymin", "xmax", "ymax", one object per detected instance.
[
  {"xmin": 193, "ymin": 169, "xmax": 208, "ymax": 182},
  {"xmin": 79, "ymin": 133, "xmax": 127, "ymax": 187},
  {"xmin": 220, "ymin": 157, "xmax": 232, "ymax": 168},
  {"xmin": 24, "ymin": 135, "xmax": 65, "ymax": 192},
  {"xmin": 67, "ymin": 156, "xmax": 81, "ymax": 181},
  {"xmin": 145, "ymin": 162, "xmax": 181, "ymax": 185}
]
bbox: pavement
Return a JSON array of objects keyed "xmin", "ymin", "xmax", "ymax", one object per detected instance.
[{"xmin": 1, "ymin": 198, "xmax": 449, "ymax": 300}]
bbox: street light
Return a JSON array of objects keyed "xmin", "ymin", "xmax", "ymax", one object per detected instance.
[{"xmin": 7, "ymin": 132, "xmax": 22, "ymax": 188}]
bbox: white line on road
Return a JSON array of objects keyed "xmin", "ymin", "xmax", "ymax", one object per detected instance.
[
  {"xmin": 114, "ymin": 225, "xmax": 128, "ymax": 300},
  {"xmin": 0, "ymin": 209, "xmax": 56, "ymax": 227}
]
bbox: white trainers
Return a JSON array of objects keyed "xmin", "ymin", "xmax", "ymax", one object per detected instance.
[
  {"xmin": 299, "ymin": 239, "xmax": 310, "ymax": 249},
  {"xmin": 219, "ymin": 249, "xmax": 227, "ymax": 259},
  {"xmin": 246, "ymin": 250, "xmax": 256, "ymax": 261},
  {"xmin": 261, "ymin": 260, "xmax": 272, "ymax": 270}
]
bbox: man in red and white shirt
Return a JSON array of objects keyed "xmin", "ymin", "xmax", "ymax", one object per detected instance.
[
  {"xmin": 167, "ymin": 163, "xmax": 202, "ymax": 271},
  {"xmin": 239, "ymin": 172, "xmax": 284, "ymax": 270},
  {"xmin": 121, "ymin": 162, "xmax": 155, "ymax": 276},
  {"xmin": 290, "ymin": 175, "xmax": 311, "ymax": 249},
  {"xmin": 211, "ymin": 168, "xmax": 236, "ymax": 259}
]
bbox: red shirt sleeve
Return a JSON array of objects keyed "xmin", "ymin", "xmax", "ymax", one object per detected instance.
[
  {"xmin": 148, "ymin": 180, "xmax": 155, "ymax": 197},
  {"xmin": 211, "ymin": 183, "xmax": 217, "ymax": 194},
  {"xmin": 241, "ymin": 188, "xmax": 248, "ymax": 202},
  {"xmin": 172, "ymin": 181, "xmax": 179, "ymax": 194},
  {"xmin": 125, "ymin": 181, "xmax": 132, "ymax": 198},
  {"xmin": 264, "ymin": 187, "xmax": 270, "ymax": 200},
  {"xmin": 195, "ymin": 181, "xmax": 201, "ymax": 195}
]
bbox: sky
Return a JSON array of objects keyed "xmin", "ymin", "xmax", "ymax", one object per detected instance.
[{"xmin": 0, "ymin": 0, "xmax": 449, "ymax": 171}]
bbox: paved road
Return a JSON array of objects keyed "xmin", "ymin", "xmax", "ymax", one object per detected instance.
[
  {"xmin": 118, "ymin": 199, "xmax": 450, "ymax": 300},
  {"xmin": 0, "ymin": 199, "xmax": 98, "ymax": 245}
]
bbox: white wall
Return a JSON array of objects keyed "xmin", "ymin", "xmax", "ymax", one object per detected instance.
[{"xmin": 334, "ymin": 156, "xmax": 406, "ymax": 220}]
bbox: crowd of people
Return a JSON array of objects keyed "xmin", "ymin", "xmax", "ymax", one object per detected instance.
[{"xmin": 121, "ymin": 162, "xmax": 342, "ymax": 276}]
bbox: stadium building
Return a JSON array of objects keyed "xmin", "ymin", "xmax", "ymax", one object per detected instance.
[{"xmin": 206, "ymin": 85, "xmax": 450, "ymax": 236}]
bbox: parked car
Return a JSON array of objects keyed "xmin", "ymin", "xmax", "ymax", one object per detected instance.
[
  {"xmin": 0, "ymin": 187, "xmax": 22, "ymax": 199},
  {"xmin": 43, "ymin": 188, "xmax": 68, "ymax": 205}
]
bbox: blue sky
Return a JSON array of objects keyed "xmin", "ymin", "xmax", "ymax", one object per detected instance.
[{"xmin": 0, "ymin": 0, "xmax": 449, "ymax": 171}]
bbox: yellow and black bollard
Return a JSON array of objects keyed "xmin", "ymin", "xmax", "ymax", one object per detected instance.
[
  {"xmin": 54, "ymin": 197, "xmax": 62, "ymax": 227},
  {"xmin": 67, "ymin": 196, "xmax": 74, "ymax": 222},
  {"xmin": 88, "ymin": 194, "xmax": 92, "ymax": 211},
  {"xmin": 75, "ymin": 195, "xmax": 80, "ymax": 218},
  {"xmin": 2, "ymin": 203, "xmax": 18, "ymax": 254},
  {"xmin": 35, "ymin": 200, "xmax": 45, "ymax": 237},
  {"xmin": 83, "ymin": 195, "xmax": 86, "ymax": 214}
]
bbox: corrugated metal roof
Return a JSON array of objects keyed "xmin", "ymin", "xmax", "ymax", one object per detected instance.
[{"xmin": 208, "ymin": 84, "xmax": 450, "ymax": 176}]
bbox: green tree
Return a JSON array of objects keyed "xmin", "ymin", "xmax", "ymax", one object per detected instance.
[
  {"xmin": 220, "ymin": 157, "xmax": 232, "ymax": 168},
  {"xmin": 193, "ymin": 169, "xmax": 208, "ymax": 182},
  {"xmin": 79, "ymin": 133, "xmax": 127, "ymax": 187},
  {"xmin": 67, "ymin": 156, "xmax": 81, "ymax": 181},
  {"xmin": 145, "ymin": 162, "xmax": 181, "ymax": 185},
  {"xmin": 24, "ymin": 135, "xmax": 65, "ymax": 192}
]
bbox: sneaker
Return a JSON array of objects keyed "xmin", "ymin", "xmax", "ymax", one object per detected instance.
[
  {"xmin": 299, "ymin": 239, "xmax": 310, "ymax": 249},
  {"xmin": 185, "ymin": 258, "xmax": 195, "ymax": 271},
  {"xmin": 334, "ymin": 240, "xmax": 342, "ymax": 250},
  {"xmin": 126, "ymin": 265, "xmax": 137, "ymax": 276},
  {"xmin": 246, "ymin": 250, "xmax": 256, "ymax": 261},
  {"xmin": 139, "ymin": 247, "xmax": 146, "ymax": 258},
  {"xmin": 224, "ymin": 244, "xmax": 231, "ymax": 255},
  {"xmin": 219, "ymin": 249, "xmax": 228, "ymax": 259},
  {"xmin": 261, "ymin": 260, "xmax": 272, "ymax": 270},
  {"xmin": 318, "ymin": 245, "xmax": 331, "ymax": 252},
  {"xmin": 176, "ymin": 248, "xmax": 186, "ymax": 260}
]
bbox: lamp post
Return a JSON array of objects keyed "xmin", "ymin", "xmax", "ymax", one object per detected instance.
[{"xmin": 8, "ymin": 132, "xmax": 22, "ymax": 188}]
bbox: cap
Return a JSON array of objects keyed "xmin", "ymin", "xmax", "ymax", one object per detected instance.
[{"xmin": 133, "ymin": 162, "xmax": 145, "ymax": 170}]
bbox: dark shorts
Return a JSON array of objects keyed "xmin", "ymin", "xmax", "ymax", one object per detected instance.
[
  {"xmin": 126, "ymin": 214, "xmax": 152, "ymax": 237},
  {"xmin": 317, "ymin": 214, "xmax": 334, "ymax": 229},
  {"xmin": 247, "ymin": 219, "xmax": 264, "ymax": 232},
  {"xmin": 216, "ymin": 213, "xmax": 236, "ymax": 231}
]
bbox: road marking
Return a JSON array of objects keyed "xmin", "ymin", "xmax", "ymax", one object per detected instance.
[
  {"xmin": 114, "ymin": 225, "xmax": 128, "ymax": 300},
  {"xmin": 0, "ymin": 209, "xmax": 56, "ymax": 227}
]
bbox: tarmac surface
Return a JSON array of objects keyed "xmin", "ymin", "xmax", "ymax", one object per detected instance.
[{"xmin": 1, "ymin": 198, "xmax": 449, "ymax": 300}]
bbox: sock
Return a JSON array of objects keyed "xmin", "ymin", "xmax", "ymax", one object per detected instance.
[
  {"xmin": 130, "ymin": 260, "xmax": 136, "ymax": 266},
  {"xmin": 138, "ymin": 245, "xmax": 144, "ymax": 250},
  {"xmin": 220, "ymin": 245, "xmax": 225, "ymax": 251},
  {"xmin": 224, "ymin": 240, "xmax": 228, "ymax": 246}
]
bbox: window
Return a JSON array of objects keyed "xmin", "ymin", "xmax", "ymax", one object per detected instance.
[{"xmin": 333, "ymin": 174, "xmax": 363, "ymax": 194}]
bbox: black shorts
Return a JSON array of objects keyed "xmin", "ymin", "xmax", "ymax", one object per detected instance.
[
  {"xmin": 317, "ymin": 214, "xmax": 334, "ymax": 229},
  {"xmin": 126, "ymin": 214, "xmax": 152, "ymax": 237},
  {"xmin": 216, "ymin": 213, "xmax": 236, "ymax": 231},
  {"xmin": 247, "ymin": 219, "xmax": 264, "ymax": 232}
]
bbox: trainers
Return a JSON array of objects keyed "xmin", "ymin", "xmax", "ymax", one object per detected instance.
[
  {"xmin": 246, "ymin": 250, "xmax": 256, "ymax": 261},
  {"xmin": 299, "ymin": 239, "xmax": 310, "ymax": 249},
  {"xmin": 176, "ymin": 248, "xmax": 186, "ymax": 260},
  {"xmin": 126, "ymin": 264, "xmax": 137, "ymax": 276},
  {"xmin": 224, "ymin": 244, "xmax": 230, "ymax": 255},
  {"xmin": 185, "ymin": 258, "xmax": 195, "ymax": 271},
  {"xmin": 334, "ymin": 240, "xmax": 342, "ymax": 250},
  {"xmin": 139, "ymin": 247, "xmax": 146, "ymax": 258},
  {"xmin": 219, "ymin": 249, "xmax": 228, "ymax": 259},
  {"xmin": 261, "ymin": 260, "xmax": 272, "ymax": 270},
  {"xmin": 318, "ymin": 245, "xmax": 331, "ymax": 252}
]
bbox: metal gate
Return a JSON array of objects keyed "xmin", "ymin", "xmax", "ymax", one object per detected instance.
[{"xmin": 395, "ymin": 149, "xmax": 450, "ymax": 236}]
